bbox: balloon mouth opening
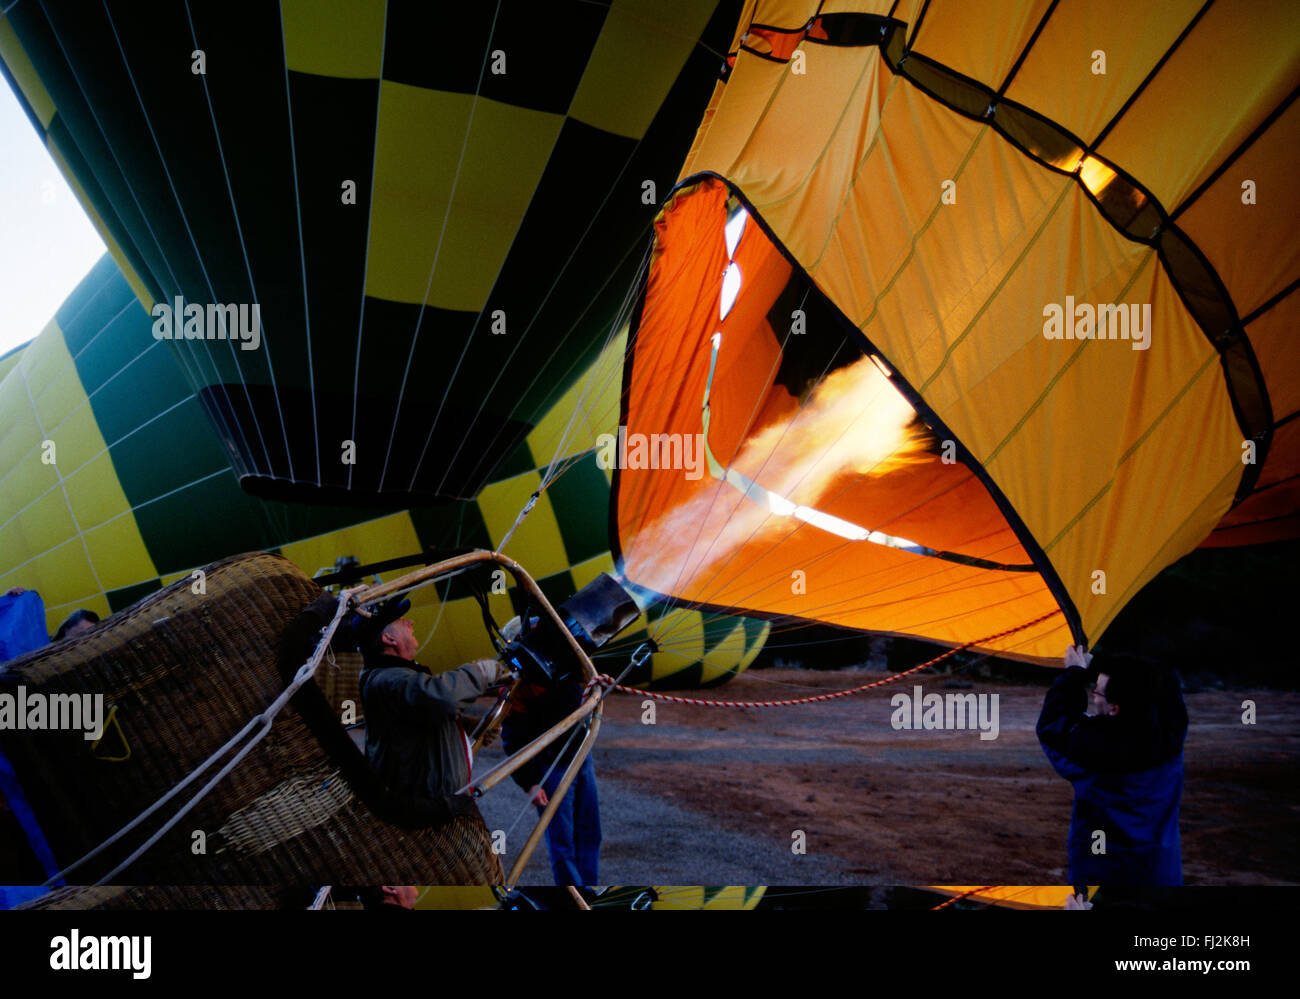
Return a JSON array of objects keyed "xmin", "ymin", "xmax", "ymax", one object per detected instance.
[{"xmin": 614, "ymin": 178, "xmax": 1055, "ymax": 654}]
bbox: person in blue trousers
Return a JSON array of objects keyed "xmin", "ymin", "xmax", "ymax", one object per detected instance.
[{"xmin": 501, "ymin": 676, "xmax": 601, "ymax": 887}]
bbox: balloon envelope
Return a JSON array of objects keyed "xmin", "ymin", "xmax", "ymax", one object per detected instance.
[{"xmin": 614, "ymin": 0, "xmax": 1299, "ymax": 662}]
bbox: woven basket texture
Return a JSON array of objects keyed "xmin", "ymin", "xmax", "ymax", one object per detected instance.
[{"xmin": 0, "ymin": 552, "xmax": 502, "ymax": 886}]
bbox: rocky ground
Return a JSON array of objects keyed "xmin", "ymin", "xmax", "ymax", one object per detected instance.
[{"xmin": 476, "ymin": 668, "xmax": 1300, "ymax": 886}]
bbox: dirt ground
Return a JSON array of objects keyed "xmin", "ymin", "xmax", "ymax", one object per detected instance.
[{"xmin": 573, "ymin": 668, "xmax": 1299, "ymax": 884}]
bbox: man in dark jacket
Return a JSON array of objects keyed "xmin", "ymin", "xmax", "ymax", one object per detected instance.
[
  {"xmin": 357, "ymin": 598, "xmax": 510, "ymax": 808},
  {"xmin": 1037, "ymin": 646, "xmax": 1187, "ymax": 886}
]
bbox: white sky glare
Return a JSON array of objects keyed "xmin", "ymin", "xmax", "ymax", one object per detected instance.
[{"xmin": 0, "ymin": 72, "xmax": 107, "ymax": 357}]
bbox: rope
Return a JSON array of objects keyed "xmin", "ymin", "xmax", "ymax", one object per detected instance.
[
  {"xmin": 583, "ymin": 609, "xmax": 1059, "ymax": 708},
  {"xmin": 931, "ymin": 886, "xmax": 994, "ymax": 910},
  {"xmin": 495, "ymin": 491, "xmax": 538, "ymax": 556}
]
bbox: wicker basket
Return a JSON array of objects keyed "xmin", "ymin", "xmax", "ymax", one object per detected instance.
[{"xmin": 0, "ymin": 552, "xmax": 502, "ymax": 887}]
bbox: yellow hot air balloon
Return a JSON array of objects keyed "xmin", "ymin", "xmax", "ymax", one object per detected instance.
[{"xmin": 613, "ymin": 0, "xmax": 1298, "ymax": 662}]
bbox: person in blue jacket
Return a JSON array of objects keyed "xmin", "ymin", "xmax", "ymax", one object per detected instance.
[{"xmin": 1037, "ymin": 645, "xmax": 1187, "ymax": 886}]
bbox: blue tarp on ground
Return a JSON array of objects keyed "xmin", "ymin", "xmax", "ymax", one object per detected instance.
[
  {"xmin": 0, "ymin": 590, "xmax": 48, "ymax": 662},
  {"xmin": 0, "ymin": 885, "xmax": 50, "ymax": 909}
]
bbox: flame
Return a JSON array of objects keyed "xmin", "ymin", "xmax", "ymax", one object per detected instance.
[
  {"xmin": 735, "ymin": 353, "xmax": 927, "ymax": 499},
  {"xmin": 1077, "ymin": 156, "xmax": 1117, "ymax": 198},
  {"xmin": 627, "ymin": 354, "xmax": 931, "ymax": 597}
]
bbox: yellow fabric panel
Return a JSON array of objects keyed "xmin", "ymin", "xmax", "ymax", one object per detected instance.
[
  {"xmin": 16, "ymin": 320, "xmax": 66, "ymax": 393},
  {"xmin": 80, "ymin": 516, "xmax": 157, "ymax": 592},
  {"xmin": 0, "ymin": 537, "xmax": 96, "ymax": 628},
  {"xmin": 568, "ymin": 0, "xmax": 714, "ymax": 139},
  {"xmin": 0, "ymin": 353, "xmax": 26, "ymax": 403},
  {"xmin": 46, "ymin": 139, "xmax": 153, "ymax": 313},
  {"xmin": 279, "ymin": 511, "xmax": 420, "ymax": 580},
  {"xmin": 1245, "ymin": 300, "xmax": 1298, "ymax": 419},
  {"xmin": 365, "ymin": 83, "xmax": 563, "ymax": 312},
  {"xmin": 6, "ymin": 490, "xmax": 78, "ymax": 573},
  {"xmin": 748, "ymin": 0, "xmax": 818, "ymax": 27},
  {"xmin": 1003, "ymin": 0, "xmax": 1202, "ymax": 146},
  {"xmin": 0, "ymin": 470, "xmax": 27, "ymax": 530},
  {"xmin": 0, "ymin": 18, "xmax": 56, "ymax": 127},
  {"xmin": 651, "ymin": 885, "xmax": 765, "ymax": 910},
  {"xmin": 414, "ymin": 887, "xmax": 497, "ymax": 909},
  {"xmin": 42, "ymin": 399, "xmax": 101, "ymax": 477},
  {"xmin": 697, "ymin": 618, "xmax": 747, "ymax": 684},
  {"xmin": 716, "ymin": 46, "xmax": 894, "ymax": 253},
  {"xmin": 0, "ymin": 348, "xmax": 23, "ymax": 382},
  {"xmin": 0, "ymin": 396, "xmax": 42, "ymax": 490},
  {"xmin": 931, "ymin": 885, "xmax": 1095, "ymax": 909},
  {"xmin": 477, "ymin": 471, "xmax": 570, "ymax": 578},
  {"xmin": 281, "ymin": 0, "xmax": 386, "ymax": 79},
  {"xmin": 524, "ymin": 327, "xmax": 625, "ymax": 465},
  {"xmin": 32, "ymin": 361, "xmax": 85, "ymax": 433},
  {"xmin": 35, "ymin": 391, "xmax": 156, "ymax": 609},
  {"xmin": 973, "ymin": 259, "xmax": 1211, "ymax": 576},
  {"xmin": 569, "ymin": 552, "xmax": 617, "ymax": 593},
  {"xmin": 914, "ymin": 196, "xmax": 1157, "ymax": 486},
  {"xmin": 910, "ymin": 0, "xmax": 1053, "ymax": 88},
  {"xmin": 62, "ymin": 451, "xmax": 134, "ymax": 532},
  {"xmin": 812, "ymin": 92, "xmax": 1044, "ymax": 339},
  {"xmin": 418, "ymin": 595, "xmax": 499, "ymax": 674},
  {"xmin": 1087, "ymin": 458, "xmax": 1242, "ymax": 644},
  {"xmin": 1096, "ymin": 0, "xmax": 1300, "ymax": 212},
  {"xmin": 821, "ymin": 0, "xmax": 905, "ymax": 15},
  {"xmin": 649, "ymin": 609, "xmax": 705, "ymax": 681},
  {"xmin": 802, "ymin": 104, "xmax": 1227, "ymax": 646},
  {"xmin": 678, "ymin": 75, "xmax": 728, "ymax": 182},
  {"xmin": 1176, "ymin": 97, "xmax": 1300, "ymax": 322},
  {"xmin": 1041, "ymin": 283, "xmax": 1241, "ymax": 643},
  {"xmin": 0, "ymin": 359, "xmax": 150, "ymax": 608},
  {"xmin": 688, "ymin": 49, "xmax": 793, "ymax": 185},
  {"xmin": 748, "ymin": 547, "xmax": 1061, "ymax": 656},
  {"xmin": 735, "ymin": 47, "xmax": 894, "ymax": 268}
]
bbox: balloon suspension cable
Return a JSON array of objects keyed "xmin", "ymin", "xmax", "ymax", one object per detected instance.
[
  {"xmin": 495, "ymin": 490, "xmax": 539, "ymax": 556},
  {"xmin": 496, "ymin": 269, "xmax": 645, "ymax": 560},
  {"xmin": 588, "ymin": 610, "xmax": 1060, "ymax": 709}
]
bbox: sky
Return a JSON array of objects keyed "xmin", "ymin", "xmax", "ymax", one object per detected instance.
[{"xmin": 0, "ymin": 71, "xmax": 106, "ymax": 357}]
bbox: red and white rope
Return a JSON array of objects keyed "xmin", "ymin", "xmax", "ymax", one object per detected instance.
[{"xmin": 584, "ymin": 609, "xmax": 1060, "ymax": 708}]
